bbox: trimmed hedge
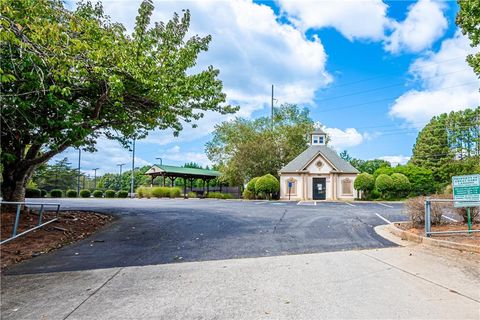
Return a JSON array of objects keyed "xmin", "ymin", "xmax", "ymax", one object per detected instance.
[
  {"xmin": 105, "ymin": 190, "xmax": 116, "ymax": 198},
  {"xmin": 187, "ymin": 191, "xmax": 197, "ymax": 198},
  {"xmin": 169, "ymin": 187, "xmax": 181, "ymax": 198},
  {"xmin": 136, "ymin": 186, "xmax": 152, "ymax": 198},
  {"xmin": 50, "ymin": 189, "xmax": 63, "ymax": 198},
  {"xmin": 66, "ymin": 189, "xmax": 78, "ymax": 198},
  {"xmin": 92, "ymin": 190, "xmax": 103, "ymax": 198},
  {"xmin": 25, "ymin": 188, "xmax": 41, "ymax": 198},
  {"xmin": 151, "ymin": 187, "xmax": 170, "ymax": 198},
  {"xmin": 255, "ymin": 174, "xmax": 279, "ymax": 200},
  {"xmin": 117, "ymin": 190, "xmax": 129, "ymax": 198},
  {"xmin": 79, "ymin": 189, "xmax": 91, "ymax": 198},
  {"xmin": 207, "ymin": 192, "xmax": 233, "ymax": 199},
  {"xmin": 40, "ymin": 189, "xmax": 47, "ymax": 198}
]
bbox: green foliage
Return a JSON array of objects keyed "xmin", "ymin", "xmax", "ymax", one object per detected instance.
[
  {"xmin": 25, "ymin": 188, "xmax": 41, "ymax": 198},
  {"xmin": 151, "ymin": 187, "xmax": 169, "ymax": 198},
  {"xmin": 207, "ymin": 192, "xmax": 233, "ymax": 199},
  {"xmin": 0, "ymin": 0, "xmax": 236, "ymax": 202},
  {"xmin": 79, "ymin": 189, "xmax": 91, "ymax": 198},
  {"xmin": 93, "ymin": 190, "xmax": 104, "ymax": 198},
  {"xmin": 375, "ymin": 174, "xmax": 393, "ymax": 197},
  {"xmin": 242, "ymin": 189, "xmax": 255, "ymax": 200},
  {"xmin": 31, "ymin": 158, "xmax": 78, "ymax": 191},
  {"xmin": 149, "ymin": 186, "xmax": 181, "ymax": 198},
  {"xmin": 255, "ymin": 174, "xmax": 280, "ymax": 200},
  {"xmin": 66, "ymin": 190, "xmax": 78, "ymax": 198},
  {"xmin": 457, "ymin": 0, "xmax": 480, "ymax": 78},
  {"xmin": 117, "ymin": 190, "xmax": 129, "ymax": 198},
  {"xmin": 373, "ymin": 166, "xmax": 395, "ymax": 179},
  {"xmin": 394, "ymin": 165, "xmax": 435, "ymax": 195},
  {"xmin": 354, "ymin": 173, "xmax": 375, "ymax": 199},
  {"xmin": 50, "ymin": 189, "xmax": 63, "ymax": 198},
  {"xmin": 187, "ymin": 191, "xmax": 197, "ymax": 198},
  {"xmin": 169, "ymin": 187, "xmax": 182, "ymax": 198},
  {"xmin": 246, "ymin": 177, "xmax": 259, "ymax": 193},
  {"xmin": 105, "ymin": 190, "xmax": 116, "ymax": 198},
  {"xmin": 206, "ymin": 104, "xmax": 314, "ymax": 186},
  {"xmin": 391, "ymin": 173, "xmax": 411, "ymax": 196},
  {"xmin": 136, "ymin": 186, "xmax": 152, "ymax": 198},
  {"xmin": 98, "ymin": 166, "xmax": 152, "ymax": 191},
  {"xmin": 40, "ymin": 189, "xmax": 47, "ymax": 197},
  {"xmin": 351, "ymin": 159, "xmax": 391, "ymax": 174}
]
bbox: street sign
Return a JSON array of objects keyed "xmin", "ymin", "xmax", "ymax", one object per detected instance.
[{"xmin": 452, "ymin": 174, "xmax": 480, "ymax": 208}]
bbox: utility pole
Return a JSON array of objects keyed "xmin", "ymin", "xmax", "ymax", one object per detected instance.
[
  {"xmin": 92, "ymin": 168, "xmax": 99, "ymax": 189},
  {"xmin": 155, "ymin": 157, "xmax": 163, "ymax": 186},
  {"xmin": 271, "ymin": 84, "xmax": 274, "ymax": 125},
  {"xmin": 130, "ymin": 138, "xmax": 136, "ymax": 198},
  {"xmin": 77, "ymin": 148, "xmax": 81, "ymax": 195},
  {"xmin": 117, "ymin": 163, "xmax": 126, "ymax": 191}
]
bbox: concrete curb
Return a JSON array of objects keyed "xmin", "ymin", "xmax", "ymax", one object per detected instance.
[{"xmin": 386, "ymin": 222, "xmax": 480, "ymax": 254}]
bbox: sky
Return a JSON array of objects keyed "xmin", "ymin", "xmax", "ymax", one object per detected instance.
[{"xmin": 54, "ymin": 0, "xmax": 479, "ymax": 176}]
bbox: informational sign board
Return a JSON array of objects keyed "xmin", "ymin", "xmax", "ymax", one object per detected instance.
[
  {"xmin": 288, "ymin": 182, "xmax": 293, "ymax": 189},
  {"xmin": 452, "ymin": 174, "xmax": 480, "ymax": 208}
]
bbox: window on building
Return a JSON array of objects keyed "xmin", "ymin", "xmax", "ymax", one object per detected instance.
[
  {"xmin": 342, "ymin": 178, "xmax": 352, "ymax": 195},
  {"xmin": 312, "ymin": 135, "xmax": 319, "ymax": 144},
  {"xmin": 319, "ymin": 136, "xmax": 324, "ymax": 144},
  {"xmin": 286, "ymin": 179, "xmax": 297, "ymax": 195}
]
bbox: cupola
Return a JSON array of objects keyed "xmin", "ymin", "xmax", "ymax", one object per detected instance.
[{"xmin": 310, "ymin": 122, "xmax": 327, "ymax": 145}]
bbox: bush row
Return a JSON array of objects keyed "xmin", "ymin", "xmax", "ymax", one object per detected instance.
[
  {"xmin": 206, "ymin": 192, "xmax": 233, "ymax": 199},
  {"xmin": 243, "ymin": 174, "xmax": 280, "ymax": 200},
  {"xmin": 136, "ymin": 186, "xmax": 182, "ymax": 198},
  {"xmin": 354, "ymin": 172, "xmax": 411, "ymax": 200},
  {"xmin": 27, "ymin": 188, "xmax": 129, "ymax": 198}
]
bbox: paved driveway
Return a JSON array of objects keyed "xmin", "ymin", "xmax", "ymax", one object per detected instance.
[{"xmin": 5, "ymin": 199, "xmax": 407, "ymax": 275}]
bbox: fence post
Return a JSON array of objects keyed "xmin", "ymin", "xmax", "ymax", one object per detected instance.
[
  {"xmin": 12, "ymin": 204, "xmax": 22, "ymax": 237},
  {"xmin": 425, "ymin": 197, "xmax": 431, "ymax": 237},
  {"xmin": 38, "ymin": 204, "xmax": 44, "ymax": 226}
]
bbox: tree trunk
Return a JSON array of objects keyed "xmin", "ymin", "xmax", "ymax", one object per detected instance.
[{"xmin": 1, "ymin": 163, "xmax": 36, "ymax": 203}]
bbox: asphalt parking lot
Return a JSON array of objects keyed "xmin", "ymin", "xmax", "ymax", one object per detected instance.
[{"xmin": 5, "ymin": 199, "xmax": 407, "ymax": 275}]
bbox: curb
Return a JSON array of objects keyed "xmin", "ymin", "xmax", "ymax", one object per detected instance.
[{"xmin": 386, "ymin": 222, "xmax": 480, "ymax": 254}]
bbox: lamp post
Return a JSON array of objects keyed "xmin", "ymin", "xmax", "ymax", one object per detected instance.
[
  {"xmin": 92, "ymin": 168, "xmax": 99, "ymax": 189},
  {"xmin": 155, "ymin": 157, "xmax": 163, "ymax": 186},
  {"xmin": 130, "ymin": 138, "xmax": 136, "ymax": 198},
  {"xmin": 117, "ymin": 163, "xmax": 126, "ymax": 191}
]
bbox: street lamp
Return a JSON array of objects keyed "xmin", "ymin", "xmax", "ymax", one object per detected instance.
[
  {"xmin": 155, "ymin": 157, "xmax": 162, "ymax": 165},
  {"xmin": 92, "ymin": 168, "xmax": 99, "ymax": 189},
  {"xmin": 155, "ymin": 157, "xmax": 163, "ymax": 186},
  {"xmin": 117, "ymin": 163, "xmax": 126, "ymax": 191}
]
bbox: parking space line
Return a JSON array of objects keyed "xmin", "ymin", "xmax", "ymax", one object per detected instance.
[
  {"xmin": 442, "ymin": 215, "xmax": 458, "ymax": 222},
  {"xmin": 377, "ymin": 202, "xmax": 393, "ymax": 208},
  {"xmin": 344, "ymin": 202, "xmax": 356, "ymax": 207},
  {"xmin": 375, "ymin": 213, "xmax": 392, "ymax": 224}
]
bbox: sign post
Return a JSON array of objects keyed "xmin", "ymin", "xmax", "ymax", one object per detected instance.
[
  {"xmin": 452, "ymin": 174, "xmax": 480, "ymax": 233},
  {"xmin": 288, "ymin": 181, "xmax": 292, "ymax": 201}
]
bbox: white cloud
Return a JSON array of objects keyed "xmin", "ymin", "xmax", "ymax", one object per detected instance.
[
  {"xmin": 277, "ymin": 0, "xmax": 389, "ymax": 41},
  {"xmin": 385, "ymin": 0, "xmax": 448, "ymax": 53},
  {"xmin": 378, "ymin": 155, "xmax": 410, "ymax": 166},
  {"xmin": 389, "ymin": 30, "xmax": 479, "ymax": 126},
  {"xmin": 157, "ymin": 145, "xmax": 211, "ymax": 167},
  {"xmin": 50, "ymin": 138, "xmax": 151, "ymax": 176},
  {"xmin": 325, "ymin": 127, "xmax": 367, "ymax": 149}
]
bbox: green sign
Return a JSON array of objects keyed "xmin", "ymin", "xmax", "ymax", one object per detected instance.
[{"xmin": 452, "ymin": 174, "xmax": 480, "ymax": 208}]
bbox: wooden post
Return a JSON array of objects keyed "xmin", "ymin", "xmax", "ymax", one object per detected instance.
[{"xmin": 183, "ymin": 177, "xmax": 187, "ymax": 199}]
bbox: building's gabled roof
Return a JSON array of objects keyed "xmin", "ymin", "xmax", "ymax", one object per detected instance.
[
  {"xmin": 310, "ymin": 127, "xmax": 326, "ymax": 135},
  {"xmin": 145, "ymin": 165, "xmax": 220, "ymax": 178},
  {"xmin": 279, "ymin": 145, "xmax": 360, "ymax": 174}
]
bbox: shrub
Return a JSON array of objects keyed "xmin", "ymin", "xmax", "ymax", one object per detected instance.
[
  {"xmin": 187, "ymin": 191, "xmax": 197, "ymax": 198},
  {"xmin": 151, "ymin": 187, "xmax": 170, "ymax": 198},
  {"xmin": 79, "ymin": 189, "xmax": 91, "ymax": 198},
  {"xmin": 455, "ymin": 207, "xmax": 479, "ymax": 223},
  {"xmin": 207, "ymin": 192, "xmax": 232, "ymax": 199},
  {"xmin": 375, "ymin": 174, "xmax": 393, "ymax": 198},
  {"xmin": 40, "ymin": 189, "xmax": 47, "ymax": 198},
  {"xmin": 25, "ymin": 188, "xmax": 41, "ymax": 198},
  {"xmin": 354, "ymin": 173, "xmax": 374, "ymax": 199},
  {"xmin": 391, "ymin": 173, "xmax": 411, "ymax": 197},
  {"xmin": 66, "ymin": 189, "xmax": 78, "ymax": 198},
  {"xmin": 246, "ymin": 177, "xmax": 259, "ymax": 194},
  {"xmin": 50, "ymin": 189, "xmax": 63, "ymax": 198},
  {"xmin": 242, "ymin": 188, "xmax": 255, "ymax": 200},
  {"xmin": 117, "ymin": 190, "xmax": 129, "ymax": 198},
  {"xmin": 169, "ymin": 187, "xmax": 181, "ymax": 198},
  {"xmin": 93, "ymin": 190, "xmax": 103, "ymax": 198},
  {"xmin": 255, "ymin": 174, "xmax": 280, "ymax": 200},
  {"xmin": 405, "ymin": 196, "xmax": 443, "ymax": 226},
  {"xmin": 105, "ymin": 190, "xmax": 116, "ymax": 198}
]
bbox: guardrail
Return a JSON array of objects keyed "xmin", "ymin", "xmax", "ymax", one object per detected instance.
[
  {"xmin": 1, "ymin": 202, "xmax": 61, "ymax": 245},
  {"xmin": 424, "ymin": 198, "xmax": 479, "ymax": 237}
]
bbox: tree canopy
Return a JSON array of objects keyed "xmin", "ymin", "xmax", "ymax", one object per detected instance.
[
  {"xmin": 206, "ymin": 104, "xmax": 314, "ymax": 185},
  {"xmin": 0, "ymin": 0, "xmax": 236, "ymax": 201},
  {"xmin": 457, "ymin": 0, "xmax": 480, "ymax": 79}
]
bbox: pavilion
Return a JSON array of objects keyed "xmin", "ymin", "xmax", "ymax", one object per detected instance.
[{"xmin": 144, "ymin": 164, "xmax": 221, "ymax": 197}]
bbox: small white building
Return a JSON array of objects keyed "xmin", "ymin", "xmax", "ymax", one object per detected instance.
[{"xmin": 279, "ymin": 127, "xmax": 359, "ymax": 201}]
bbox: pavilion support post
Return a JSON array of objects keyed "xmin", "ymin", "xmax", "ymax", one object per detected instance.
[
  {"xmin": 183, "ymin": 177, "xmax": 187, "ymax": 199},
  {"xmin": 163, "ymin": 174, "xmax": 166, "ymax": 187},
  {"xmin": 151, "ymin": 176, "xmax": 154, "ymax": 187},
  {"xmin": 206, "ymin": 179, "xmax": 210, "ymax": 195}
]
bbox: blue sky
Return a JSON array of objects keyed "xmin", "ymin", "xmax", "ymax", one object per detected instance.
[{"xmin": 55, "ymin": 0, "xmax": 479, "ymax": 176}]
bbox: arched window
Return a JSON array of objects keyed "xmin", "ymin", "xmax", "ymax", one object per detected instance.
[
  {"xmin": 342, "ymin": 178, "xmax": 352, "ymax": 195},
  {"xmin": 286, "ymin": 178, "xmax": 297, "ymax": 195}
]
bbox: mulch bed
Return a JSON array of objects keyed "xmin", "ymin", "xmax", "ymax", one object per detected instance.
[
  {"xmin": 395, "ymin": 222, "xmax": 480, "ymax": 247},
  {"xmin": 1, "ymin": 210, "xmax": 113, "ymax": 270}
]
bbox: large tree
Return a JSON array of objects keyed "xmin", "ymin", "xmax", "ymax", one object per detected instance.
[
  {"xmin": 0, "ymin": 0, "xmax": 236, "ymax": 201},
  {"xmin": 457, "ymin": 0, "xmax": 480, "ymax": 79},
  {"xmin": 206, "ymin": 104, "xmax": 314, "ymax": 186}
]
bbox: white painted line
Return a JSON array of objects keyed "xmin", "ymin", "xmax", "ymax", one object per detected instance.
[
  {"xmin": 377, "ymin": 202, "xmax": 393, "ymax": 208},
  {"xmin": 375, "ymin": 213, "xmax": 392, "ymax": 224},
  {"xmin": 314, "ymin": 201, "xmax": 317, "ymax": 206},
  {"xmin": 442, "ymin": 215, "xmax": 458, "ymax": 222},
  {"xmin": 344, "ymin": 202, "xmax": 356, "ymax": 207}
]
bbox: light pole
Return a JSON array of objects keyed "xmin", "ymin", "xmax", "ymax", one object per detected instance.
[
  {"xmin": 77, "ymin": 148, "xmax": 81, "ymax": 195},
  {"xmin": 155, "ymin": 157, "xmax": 163, "ymax": 186},
  {"xmin": 92, "ymin": 168, "xmax": 99, "ymax": 190},
  {"xmin": 117, "ymin": 163, "xmax": 126, "ymax": 191},
  {"xmin": 130, "ymin": 138, "xmax": 136, "ymax": 198}
]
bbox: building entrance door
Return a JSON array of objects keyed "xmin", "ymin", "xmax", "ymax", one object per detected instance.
[{"xmin": 312, "ymin": 178, "xmax": 326, "ymax": 200}]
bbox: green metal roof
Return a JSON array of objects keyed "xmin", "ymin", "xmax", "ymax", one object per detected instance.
[{"xmin": 145, "ymin": 164, "xmax": 221, "ymax": 177}]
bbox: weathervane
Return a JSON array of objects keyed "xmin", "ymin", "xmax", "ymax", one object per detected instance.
[{"xmin": 313, "ymin": 121, "xmax": 324, "ymax": 129}]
